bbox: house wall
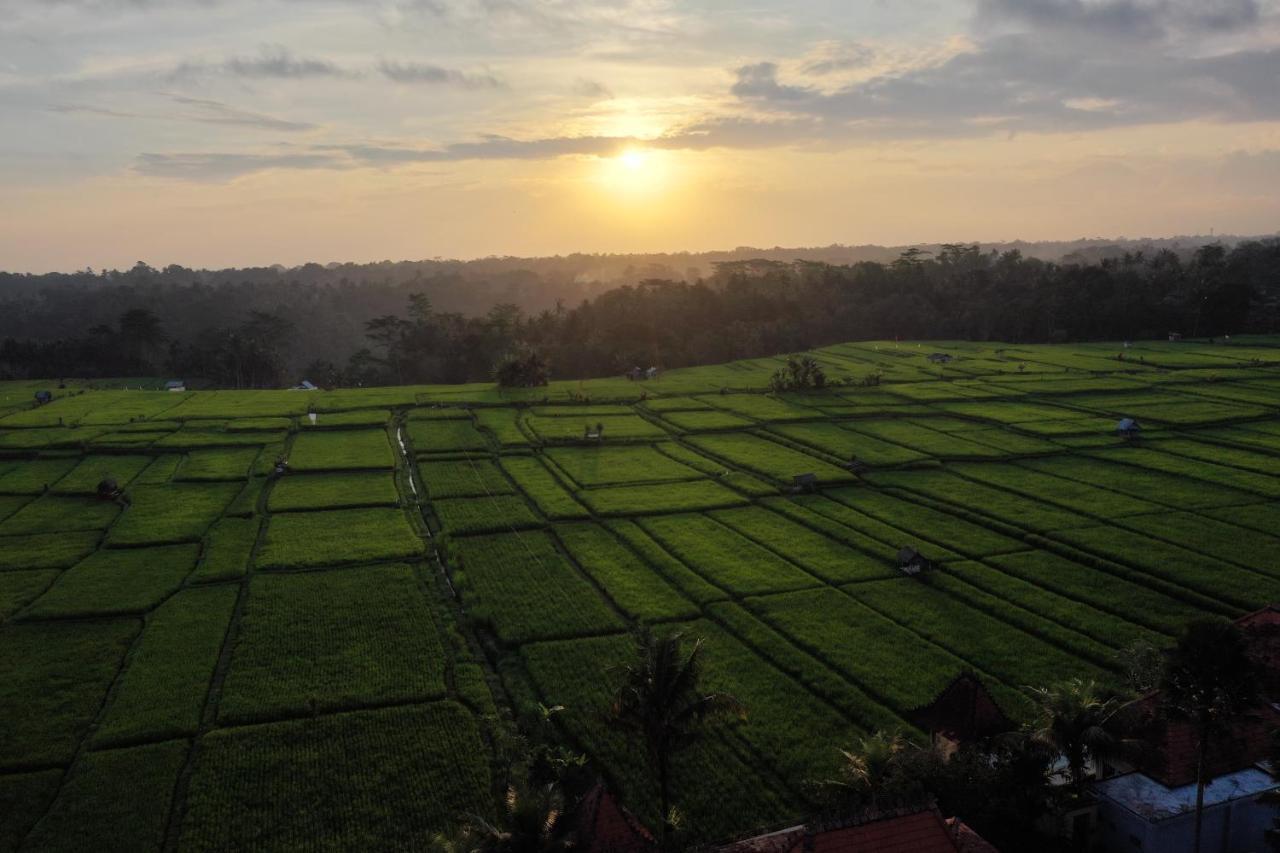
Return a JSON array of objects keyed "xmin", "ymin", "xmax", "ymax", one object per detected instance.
[{"xmin": 1095, "ymin": 796, "xmax": 1275, "ymax": 853}]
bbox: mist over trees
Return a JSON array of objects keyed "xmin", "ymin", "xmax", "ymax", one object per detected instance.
[{"xmin": 2, "ymin": 239, "xmax": 1277, "ymax": 386}]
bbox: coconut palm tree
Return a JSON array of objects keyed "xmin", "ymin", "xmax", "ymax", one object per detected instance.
[
  {"xmin": 1161, "ymin": 618, "xmax": 1259, "ymax": 853},
  {"xmin": 1028, "ymin": 678, "xmax": 1128, "ymax": 792},
  {"xmin": 611, "ymin": 630, "xmax": 744, "ymax": 848}
]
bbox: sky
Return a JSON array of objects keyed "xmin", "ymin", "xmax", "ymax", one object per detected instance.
[{"xmin": 2, "ymin": 0, "xmax": 1279, "ymax": 272}]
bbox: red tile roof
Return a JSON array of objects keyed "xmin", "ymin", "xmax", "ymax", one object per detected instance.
[
  {"xmin": 809, "ymin": 810, "xmax": 959, "ymax": 853},
  {"xmin": 576, "ymin": 782, "xmax": 656, "ymax": 853},
  {"xmin": 717, "ymin": 804, "xmax": 995, "ymax": 853}
]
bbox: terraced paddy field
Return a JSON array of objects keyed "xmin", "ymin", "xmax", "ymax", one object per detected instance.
[{"xmin": 3, "ymin": 336, "xmax": 1280, "ymax": 849}]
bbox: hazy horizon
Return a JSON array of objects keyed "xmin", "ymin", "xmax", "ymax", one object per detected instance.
[{"xmin": 3, "ymin": 0, "xmax": 1279, "ymax": 272}]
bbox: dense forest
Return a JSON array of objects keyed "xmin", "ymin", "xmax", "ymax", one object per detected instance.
[{"xmin": 2, "ymin": 240, "xmax": 1277, "ymax": 387}]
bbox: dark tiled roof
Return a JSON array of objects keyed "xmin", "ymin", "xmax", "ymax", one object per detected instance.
[
  {"xmin": 576, "ymin": 783, "xmax": 656, "ymax": 853},
  {"xmin": 718, "ymin": 804, "xmax": 995, "ymax": 853},
  {"xmin": 908, "ymin": 672, "xmax": 1014, "ymax": 743}
]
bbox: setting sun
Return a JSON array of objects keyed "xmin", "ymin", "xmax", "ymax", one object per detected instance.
[{"xmin": 618, "ymin": 148, "xmax": 647, "ymax": 171}]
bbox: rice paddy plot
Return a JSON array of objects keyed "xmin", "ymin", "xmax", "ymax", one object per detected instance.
[
  {"xmin": 434, "ymin": 494, "xmax": 541, "ymax": 536},
  {"xmin": 23, "ymin": 544, "xmax": 200, "ymax": 619},
  {"xmin": 639, "ymin": 514, "xmax": 820, "ymax": 596},
  {"xmin": 0, "ymin": 569, "xmax": 58, "ymax": 618},
  {"xmin": 697, "ymin": 394, "xmax": 820, "ymax": 422},
  {"xmin": 766, "ymin": 422, "xmax": 931, "ymax": 467},
  {"xmin": 577, "ymin": 479, "xmax": 750, "ymax": 515},
  {"xmin": 499, "ymin": 456, "xmax": 590, "ymax": 519},
  {"xmin": 709, "ymin": 505, "xmax": 900, "ymax": 585},
  {"xmin": 984, "ymin": 550, "xmax": 1204, "ymax": 636},
  {"xmin": 22, "ymin": 739, "xmax": 189, "ymax": 852},
  {"xmin": 418, "ymin": 458, "xmax": 515, "ymax": 499},
  {"xmin": 0, "ymin": 531, "xmax": 102, "ymax": 571},
  {"xmin": 472, "ymin": 408, "xmax": 530, "ymax": 446},
  {"xmin": 0, "ymin": 619, "xmax": 139, "ymax": 768},
  {"xmin": 175, "ymin": 447, "xmax": 261, "ymax": 481},
  {"xmin": 659, "ymin": 409, "xmax": 755, "ymax": 431},
  {"xmin": 554, "ymin": 522, "xmax": 699, "ymax": 622},
  {"xmin": 864, "ymin": 468, "xmax": 1095, "ymax": 533},
  {"xmin": 825, "ymin": 487, "xmax": 1029, "ymax": 558},
  {"xmin": 51, "ymin": 454, "xmax": 153, "ymax": 495},
  {"xmin": 451, "ymin": 531, "xmax": 625, "ymax": 644},
  {"xmin": 1048, "ymin": 525, "xmax": 1280, "ymax": 611},
  {"xmin": 289, "ymin": 428, "xmax": 395, "ymax": 471},
  {"xmin": 179, "ymin": 703, "xmax": 491, "ymax": 852},
  {"xmin": 268, "ymin": 471, "xmax": 400, "ymax": 512},
  {"xmin": 218, "ymin": 565, "xmax": 448, "ymax": 723},
  {"xmin": 746, "ymin": 587, "xmax": 1007, "ymax": 717},
  {"xmin": 2, "ymin": 493, "xmax": 122, "ymax": 537},
  {"xmin": 0, "ymin": 457, "xmax": 80, "ymax": 495},
  {"xmin": 525, "ymin": 414, "xmax": 668, "ymax": 442},
  {"xmin": 106, "ymin": 482, "xmax": 240, "ymax": 546},
  {"xmin": 1017, "ymin": 455, "xmax": 1257, "ymax": 509},
  {"xmin": 407, "ymin": 418, "xmax": 489, "ymax": 453},
  {"xmin": 256, "ymin": 507, "xmax": 423, "ymax": 570},
  {"xmin": 686, "ymin": 433, "xmax": 856, "ymax": 484},
  {"xmin": 94, "ymin": 585, "xmax": 237, "ymax": 746},
  {"xmin": 546, "ymin": 444, "xmax": 702, "ymax": 487}
]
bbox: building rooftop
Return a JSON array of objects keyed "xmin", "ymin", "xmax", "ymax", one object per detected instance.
[{"xmin": 1094, "ymin": 766, "xmax": 1278, "ymax": 823}]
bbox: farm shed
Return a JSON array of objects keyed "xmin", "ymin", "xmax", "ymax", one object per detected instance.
[
  {"xmin": 926, "ymin": 353, "xmax": 954, "ymax": 364},
  {"xmin": 34, "ymin": 390, "xmax": 53, "ymax": 404},
  {"xmin": 896, "ymin": 546, "xmax": 930, "ymax": 575},
  {"xmin": 1116, "ymin": 417, "xmax": 1141, "ymax": 438},
  {"xmin": 165, "ymin": 380, "xmax": 186, "ymax": 392},
  {"xmin": 908, "ymin": 672, "xmax": 1013, "ymax": 755},
  {"xmin": 792, "ymin": 473, "xmax": 819, "ymax": 493}
]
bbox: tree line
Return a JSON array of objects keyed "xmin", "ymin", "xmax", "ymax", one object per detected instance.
[{"xmin": 2, "ymin": 240, "xmax": 1277, "ymax": 385}]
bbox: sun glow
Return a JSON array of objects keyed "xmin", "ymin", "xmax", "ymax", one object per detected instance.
[{"xmin": 594, "ymin": 146, "xmax": 671, "ymax": 199}]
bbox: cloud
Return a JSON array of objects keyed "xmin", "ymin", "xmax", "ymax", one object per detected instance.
[
  {"xmin": 134, "ymin": 151, "xmax": 341, "ymax": 180},
  {"xmin": 725, "ymin": 36, "xmax": 1280, "ymax": 138},
  {"xmin": 572, "ymin": 77, "xmax": 613, "ymax": 98},
  {"xmin": 170, "ymin": 46, "xmax": 351, "ymax": 82},
  {"xmin": 49, "ymin": 95, "xmax": 314, "ymax": 131},
  {"xmin": 798, "ymin": 41, "xmax": 877, "ymax": 76},
  {"xmin": 974, "ymin": 0, "xmax": 1262, "ymax": 41},
  {"xmin": 377, "ymin": 60, "xmax": 503, "ymax": 88}
]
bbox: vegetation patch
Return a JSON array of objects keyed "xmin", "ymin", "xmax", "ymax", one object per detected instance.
[
  {"xmin": 451, "ymin": 531, "xmax": 625, "ymax": 644},
  {"xmin": 578, "ymin": 480, "xmax": 749, "ymax": 515},
  {"xmin": 499, "ymin": 456, "xmax": 590, "ymax": 519},
  {"xmin": 289, "ymin": 428, "xmax": 394, "ymax": 471},
  {"xmin": 639, "ymin": 513, "xmax": 820, "ymax": 596},
  {"xmin": 268, "ymin": 471, "xmax": 400, "ymax": 512},
  {"xmin": 0, "ymin": 619, "xmax": 139, "ymax": 768},
  {"xmin": 434, "ymin": 494, "xmax": 541, "ymax": 536},
  {"xmin": 0, "ymin": 530, "xmax": 101, "ymax": 571},
  {"xmin": 546, "ymin": 444, "xmax": 701, "ymax": 487},
  {"xmin": 95, "ymin": 586, "xmax": 237, "ymax": 746},
  {"xmin": 256, "ymin": 507, "xmax": 422, "ymax": 570},
  {"xmin": 24, "ymin": 543, "xmax": 200, "ymax": 618},
  {"xmin": 418, "ymin": 458, "xmax": 514, "ymax": 499},
  {"xmin": 179, "ymin": 703, "xmax": 491, "ymax": 852},
  {"xmin": 555, "ymin": 523, "xmax": 699, "ymax": 622},
  {"xmin": 219, "ymin": 565, "xmax": 447, "ymax": 723},
  {"xmin": 107, "ymin": 482, "xmax": 240, "ymax": 545},
  {"xmin": 0, "ymin": 495, "xmax": 121, "ymax": 536},
  {"xmin": 176, "ymin": 447, "xmax": 261, "ymax": 481},
  {"xmin": 22, "ymin": 740, "xmax": 189, "ymax": 852}
]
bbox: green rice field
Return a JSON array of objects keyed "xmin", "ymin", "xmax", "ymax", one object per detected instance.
[{"xmin": 3, "ymin": 335, "xmax": 1280, "ymax": 849}]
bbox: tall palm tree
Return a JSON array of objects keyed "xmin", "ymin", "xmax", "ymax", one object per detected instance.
[
  {"xmin": 611, "ymin": 630, "xmax": 744, "ymax": 848},
  {"xmin": 1161, "ymin": 618, "xmax": 1259, "ymax": 853},
  {"xmin": 1028, "ymin": 678, "xmax": 1127, "ymax": 792}
]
